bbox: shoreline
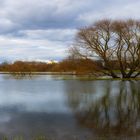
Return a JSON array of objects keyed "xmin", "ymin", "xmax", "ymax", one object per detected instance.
[
  {"xmin": 0, "ymin": 72, "xmax": 76, "ymax": 75},
  {"xmin": 0, "ymin": 72, "xmax": 140, "ymax": 81}
]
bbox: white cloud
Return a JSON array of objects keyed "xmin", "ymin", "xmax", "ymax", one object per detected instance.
[{"xmin": 0, "ymin": 36, "xmax": 68, "ymax": 62}]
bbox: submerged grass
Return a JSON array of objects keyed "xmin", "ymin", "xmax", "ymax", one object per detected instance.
[
  {"xmin": 2, "ymin": 136, "xmax": 49, "ymax": 140},
  {"xmin": 1, "ymin": 136, "xmax": 136, "ymax": 140},
  {"xmin": 61, "ymin": 76, "xmax": 140, "ymax": 81}
]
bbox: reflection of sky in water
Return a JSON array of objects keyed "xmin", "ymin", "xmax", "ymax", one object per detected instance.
[
  {"xmin": 0, "ymin": 74, "xmax": 139, "ymax": 139},
  {"xmin": 0, "ymin": 75, "xmax": 71, "ymax": 113}
]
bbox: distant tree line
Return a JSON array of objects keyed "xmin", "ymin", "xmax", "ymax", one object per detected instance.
[
  {"xmin": 0, "ymin": 61, "xmax": 56, "ymax": 73},
  {"xmin": 0, "ymin": 59, "xmax": 102, "ymax": 75}
]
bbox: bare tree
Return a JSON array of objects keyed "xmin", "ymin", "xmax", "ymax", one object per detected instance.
[{"xmin": 70, "ymin": 19, "xmax": 140, "ymax": 78}]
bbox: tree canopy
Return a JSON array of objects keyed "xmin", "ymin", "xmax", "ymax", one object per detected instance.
[{"xmin": 70, "ymin": 19, "xmax": 140, "ymax": 78}]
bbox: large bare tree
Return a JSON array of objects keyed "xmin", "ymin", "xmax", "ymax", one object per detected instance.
[{"xmin": 71, "ymin": 19, "xmax": 140, "ymax": 78}]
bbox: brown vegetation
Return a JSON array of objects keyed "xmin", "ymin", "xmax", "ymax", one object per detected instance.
[
  {"xmin": 0, "ymin": 59, "xmax": 101, "ymax": 75},
  {"xmin": 0, "ymin": 61, "xmax": 56, "ymax": 73},
  {"xmin": 53, "ymin": 57, "xmax": 102, "ymax": 75}
]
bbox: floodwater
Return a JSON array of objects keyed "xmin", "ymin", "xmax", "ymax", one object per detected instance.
[{"xmin": 0, "ymin": 74, "xmax": 140, "ymax": 140}]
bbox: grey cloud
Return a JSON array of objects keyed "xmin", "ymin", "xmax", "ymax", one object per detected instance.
[
  {"xmin": 0, "ymin": 0, "xmax": 139, "ymax": 61},
  {"xmin": 15, "ymin": 29, "xmax": 77, "ymax": 42},
  {"xmin": 0, "ymin": 0, "xmax": 93, "ymax": 31},
  {"xmin": 0, "ymin": 0, "xmax": 139, "ymax": 33},
  {"xmin": 78, "ymin": 0, "xmax": 140, "ymax": 24}
]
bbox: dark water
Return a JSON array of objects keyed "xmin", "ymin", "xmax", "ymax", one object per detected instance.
[{"xmin": 0, "ymin": 74, "xmax": 140, "ymax": 140}]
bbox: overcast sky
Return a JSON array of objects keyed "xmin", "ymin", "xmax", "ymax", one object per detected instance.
[{"xmin": 0, "ymin": 0, "xmax": 140, "ymax": 62}]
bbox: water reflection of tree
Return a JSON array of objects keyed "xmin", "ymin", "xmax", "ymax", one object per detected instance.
[{"xmin": 66, "ymin": 81, "xmax": 140, "ymax": 137}]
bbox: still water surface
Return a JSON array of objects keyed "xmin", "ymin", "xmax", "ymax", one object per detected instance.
[{"xmin": 0, "ymin": 74, "xmax": 140, "ymax": 140}]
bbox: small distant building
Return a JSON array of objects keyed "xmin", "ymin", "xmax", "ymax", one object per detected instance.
[{"xmin": 46, "ymin": 60, "xmax": 58, "ymax": 64}]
